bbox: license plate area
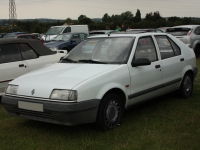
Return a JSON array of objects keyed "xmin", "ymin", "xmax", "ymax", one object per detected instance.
[{"xmin": 18, "ymin": 101, "xmax": 43, "ymax": 112}]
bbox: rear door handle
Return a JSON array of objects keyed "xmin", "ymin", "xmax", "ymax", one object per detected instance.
[
  {"xmin": 180, "ymin": 58, "xmax": 184, "ymax": 62},
  {"xmin": 155, "ymin": 65, "xmax": 161, "ymax": 69},
  {"xmin": 19, "ymin": 64, "xmax": 24, "ymax": 67}
]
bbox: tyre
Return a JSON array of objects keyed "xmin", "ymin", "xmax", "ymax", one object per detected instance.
[
  {"xmin": 179, "ymin": 73, "xmax": 193, "ymax": 98},
  {"xmin": 194, "ymin": 45, "xmax": 200, "ymax": 58},
  {"xmin": 96, "ymin": 93, "xmax": 124, "ymax": 131}
]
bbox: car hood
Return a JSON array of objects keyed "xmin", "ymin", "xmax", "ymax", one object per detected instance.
[
  {"xmin": 44, "ymin": 41, "xmax": 68, "ymax": 48},
  {"xmin": 10, "ymin": 63, "xmax": 119, "ymax": 98}
]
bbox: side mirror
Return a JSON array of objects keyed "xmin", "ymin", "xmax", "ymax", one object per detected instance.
[{"xmin": 132, "ymin": 58, "xmax": 151, "ymax": 67}]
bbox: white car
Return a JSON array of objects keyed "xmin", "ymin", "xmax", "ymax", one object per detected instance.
[
  {"xmin": 2, "ymin": 33, "xmax": 198, "ymax": 130},
  {"xmin": 0, "ymin": 38, "xmax": 66, "ymax": 96}
]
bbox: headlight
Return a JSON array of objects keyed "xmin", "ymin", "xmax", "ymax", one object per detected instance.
[
  {"xmin": 50, "ymin": 89, "xmax": 77, "ymax": 101},
  {"xmin": 50, "ymin": 47, "xmax": 58, "ymax": 51},
  {"xmin": 6, "ymin": 85, "xmax": 18, "ymax": 95}
]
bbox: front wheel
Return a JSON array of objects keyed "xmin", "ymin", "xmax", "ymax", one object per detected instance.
[
  {"xmin": 96, "ymin": 93, "xmax": 124, "ymax": 131},
  {"xmin": 179, "ymin": 73, "xmax": 193, "ymax": 98}
]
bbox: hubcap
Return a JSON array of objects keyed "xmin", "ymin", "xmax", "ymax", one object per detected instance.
[
  {"xmin": 183, "ymin": 76, "xmax": 192, "ymax": 95},
  {"xmin": 104, "ymin": 100, "xmax": 120, "ymax": 128}
]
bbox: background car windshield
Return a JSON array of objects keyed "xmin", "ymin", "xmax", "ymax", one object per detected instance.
[
  {"xmin": 64, "ymin": 37, "xmax": 134, "ymax": 64},
  {"xmin": 53, "ymin": 34, "xmax": 72, "ymax": 41},
  {"xmin": 46, "ymin": 27, "xmax": 65, "ymax": 35}
]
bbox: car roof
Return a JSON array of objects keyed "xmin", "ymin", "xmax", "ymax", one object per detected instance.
[
  {"xmin": 87, "ymin": 32, "xmax": 168, "ymax": 38},
  {"xmin": 172, "ymin": 25, "xmax": 199, "ymax": 29},
  {"xmin": 0, "ymin": 38, "xmax": 56, "ymax": 56}
]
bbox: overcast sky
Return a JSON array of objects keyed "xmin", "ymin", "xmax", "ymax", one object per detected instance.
[{"xmin": 1, "ymin": 0, "xmax": 200, "ymax": 20}]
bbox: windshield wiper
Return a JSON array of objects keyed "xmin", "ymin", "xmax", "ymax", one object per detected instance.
[
  {"xmin": 61, "ymin": 58, "xmax": 77, "ymax": 63},
  {"xmin": 78, "ymin": 59, "xmax": 108, "ymax": 64}
]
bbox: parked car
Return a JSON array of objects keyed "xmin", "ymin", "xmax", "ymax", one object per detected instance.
[
  {"xmin": 44, "ymin": 33, "xmax": 87, "ymax": 53},
  {"xmin": 1, "ymin": 33, "xmax": 198, "ymax": 130},
  {"xmin": 42, "ymin": 25, "xmax": 89, "ymax": 42},
  {"xmin": 166, "ymin": 25, "xmax": 200, "ymax": 58},
  {"xmin": 4, "ymin": 34, "xmax": 44, "ymax": 43},
  {"xmin": 89, "ymin": 30, "xmax": 115, "ymax": 36},
  {"xmin": 0, "ymin": 33, "xmax": 7, "ymax": 38},
  {"xmin": 157, "ymin": 27, "xmax": 171, "ymax": 33},
  {"xmin": 0, "ymin": 38, "xmax": 66, "ymax": 96},
  {"xmin": 3, "ymin": 32, "xmax": 28, "ymax": 38}
]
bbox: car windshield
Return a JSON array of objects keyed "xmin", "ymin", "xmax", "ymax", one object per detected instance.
[
  {"xmin": 60, "ymin": 37, "xmax": 134, "ymax": 64},
  {"xmin": 166, "ymin": 28, "xmax": 191, "ymax": 36},
  {"xmin": 46, "ymin": 27, "xmax": 65, "ymax": 35},
  {"xmin": 53, "ymin": 34, "xmax": 72, "ymax": 41}
]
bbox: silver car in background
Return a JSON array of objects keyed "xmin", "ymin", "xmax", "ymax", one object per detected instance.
[{"xmin": 166, "ymin": 25, "xmax": 200, "ymax": 58}]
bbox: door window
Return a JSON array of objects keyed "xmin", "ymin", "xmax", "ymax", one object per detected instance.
[
  {"xmin": 134, "ymin": 36, "xmax": 158, "ymax": 62},
  {"xmin": 0, "ymin": 44, "xmax": 22, "ymax": 64},
  {"xmin": 63, "ymin": 27, "xmax": 71, "ymax": 33},
  {"xmin": 194, "ymin": 26, "xmax": 200, "ymax": 35},
  {"xmin": 18, "ymin": 44, "xmax": 38, "ymax": 60},
  {"xmin": 155, "ymin": 35, "xmax": 181, "ymax": 59},
  {"xmin": 79, "ymin": 33, "xmax": 86, "ymax": 40},
  {"xmin": 72, "ymin": 34, "xmax": 81, "ymax": 42}
]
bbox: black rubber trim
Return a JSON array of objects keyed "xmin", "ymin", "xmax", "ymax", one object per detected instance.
[
  {"xmin": 0, "ymin": 79, "xmax": 13, "ymax": 83},
  {"xmin": 128, "ymin": 78, "xmax": 182, "ymax": 99}
]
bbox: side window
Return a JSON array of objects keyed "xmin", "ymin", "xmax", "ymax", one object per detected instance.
[
  {"xmin": 63, "ymin": 27, "xmax": 71, "ymax": 33},
  {"xmin": 79, "ymin": 33, "xmax": 86, "ymax": 40},
  {"xmin": 72, "ymin": 34, "xmax": 81, "ymax": 42},
  {"xmin": 155, "ymin": 35, "xmax": 175, "ymax": 60},
  {"xmin": 194, "ymin": 26, "xmax": 200, "ymax": 35},
  {"xmin": 0, "ymin": 44, "xmax": 22, "ymax": 64},
  {"xmin": 18, "ymin": 44, "xmax": 38, "ymax": 60},
  {"xmin": 168, "ymin": 38, "xmax": 181, "ymax": 56},
  {"xmin": 134, "ymin": 36, "xmax": 158, "ymax": 62}
]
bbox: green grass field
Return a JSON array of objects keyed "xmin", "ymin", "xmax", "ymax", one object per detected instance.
[{"xmin": 0, "ymin": 59, "xmax": 200, "ymax": 150}]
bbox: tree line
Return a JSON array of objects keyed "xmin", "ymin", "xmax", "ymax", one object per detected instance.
[{"xmin": 0, "ymin": 9, "xmax": 200, "ymax": 33}]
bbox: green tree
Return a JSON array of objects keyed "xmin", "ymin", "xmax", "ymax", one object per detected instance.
[
  {"xmin": 65, "ymin": 18, "xmax": 73, "ymax": 25},
  {"xmin": 78, "ymin": 15, "xmax": 93, "ymax": 24},
  {"xmin": 102, "ymin": 13, "xmax": 111, "ymax": 23},
  {"xmin": 134, "ymin": 9, "xmax": 141, "ymax": 22},
  {"xmin": 120, "ymin": 11, "xmax": 134, "ymax": 21}
]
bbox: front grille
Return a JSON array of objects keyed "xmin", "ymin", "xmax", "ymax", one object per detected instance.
[{"xmin": 14, "ymin": 108, "xmax": 54, "ymax": 119}]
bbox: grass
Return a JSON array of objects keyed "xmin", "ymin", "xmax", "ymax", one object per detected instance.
[{"xmin": 0, "ymin": 59, "xmax": 200, "ymax": 150}]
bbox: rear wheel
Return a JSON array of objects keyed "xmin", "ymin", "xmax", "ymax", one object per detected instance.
[
  {"xmin": 96, "ymin": 93, "xmax": 124, "ymax": 131},
  {"xmin": 179, "ymin": 73, "xmax": 193, "ymax": 98},
  {"xmin": 194, "ymin": 44, "xmax": 200, "ymax": 58}
]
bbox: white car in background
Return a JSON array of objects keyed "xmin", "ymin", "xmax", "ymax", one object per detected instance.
[
  {"xmin": 0, "ymin": 38, "xmax": 66, "ymax": 96},
  {"xmin": 2, "ymin": 33, "xmax": 198, "ymax": 130}
]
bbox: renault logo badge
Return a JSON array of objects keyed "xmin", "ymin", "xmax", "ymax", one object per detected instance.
[{"xmin": 31, "ymin": 89, "xmax": 35, "ymax": 95}]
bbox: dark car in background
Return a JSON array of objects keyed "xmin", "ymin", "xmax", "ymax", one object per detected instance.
[
  {"xmin": 44, "ymin": 32, "xmax": 87, "ymax": 53},
  {"xmin": 0, "ymin": 33, "xmax": 7, "ymax": 38}
]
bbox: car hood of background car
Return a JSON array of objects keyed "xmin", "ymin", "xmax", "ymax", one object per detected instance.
[
  {"xmin": 44, "ymin": 41, "xmax": 68, "ymax": 48},
  {"xmin": 10, "ymin": 63, "xmax": 119, "ymax": 98}
]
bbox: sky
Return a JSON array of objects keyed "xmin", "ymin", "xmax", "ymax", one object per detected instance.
[{"xmin": 0, "ymin": 0, "xmax": 200, "ymax": 20}]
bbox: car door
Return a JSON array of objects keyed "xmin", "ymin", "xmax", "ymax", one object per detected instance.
[
  {"xmin": 128, "ymin": 36, "xmax": 162, "ymax": 105},
  {"xmin": 0, "ymin": 44, "xmax": 28, "ymax": 95},
  {"xmin": 154, "ymin": 35, "xmax": 185, "ymax": 91},
  {"xmin": 18, "ymin": 43, "xmax": 46, "ymax": 72},
  {"xmin": 69, "ymin": 34, "xmax": 81, "ymax": 50}
]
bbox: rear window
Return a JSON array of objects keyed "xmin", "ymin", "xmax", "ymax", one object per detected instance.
[{"xmin": 166, "ymin": 28, "xmax": 191, "ymax": 36}]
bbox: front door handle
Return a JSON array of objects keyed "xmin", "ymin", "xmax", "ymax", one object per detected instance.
[
  {"xmin": 180, "ymin": 58, "xmax": 184, "ymax": 62},
  {"xmin": 155, "ymin": 65, "xmax": 161, "ymax": 69},
  {"xmin": 19, "ymin": 64, "xmax": 24, "ymax": 67}
]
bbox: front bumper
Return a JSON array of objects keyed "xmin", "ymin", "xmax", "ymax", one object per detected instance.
[{"xmin": 1, "ymin": 95, "xmax": 100, "ymax": 126}]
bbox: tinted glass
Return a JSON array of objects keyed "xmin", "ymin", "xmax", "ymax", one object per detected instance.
[
  {"xmin": 0, "ymin": 44, "xmax": 22, "ymax": 64},
  {"xmin": 79, "ymin": 33, "xmax": 86, "ymax": 40},
  {"xmin": 63, "ymin": 27, "xmax": 71, "ymax": 33},
  {"xmin": 194, "ymin": 26, "xmax": 200, "ymax": 35},
  {"xmin": 18, "ymin": 44, "xmax": 38, "ymax": 60},
  {"xmin": 72, "ymin": 34, "xmax": 80, "ymax": 42},
  {"xmin": 155, "ymin": 35, "xmax": 175, "ymax": 59},
  {"xmin": 134, "ymin": 36, "xmax": 158, "ymax": 62}
]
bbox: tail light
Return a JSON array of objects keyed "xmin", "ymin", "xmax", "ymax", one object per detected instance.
[{"xmin": 187, "ymin": 29, "xmax": 193, "ymax": 36}]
